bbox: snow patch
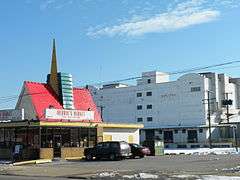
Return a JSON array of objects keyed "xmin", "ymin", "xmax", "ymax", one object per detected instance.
[
  {"xmin": 201, "ymin": 175, "xmax": 240, "ymax": 180},
  {"xmin": 98, "ymin": 171, "xmax": 118, "ymax": 178},
  {"xmin": 164, "ymin": 148, "xmax": 240, "ymax": 155},
  {"xmin": 222, "ymin": 166, "xmax": 240, "ymax": 172},
  {"xmin": 122, "ymin": 173, "xmax": 158, "ymax": 179},
  {"xmin": 0, "ymin": 160, "xmax": 12, "ymax": 164},
  {"xmin": 171, "ymin": 174, "xmax": 200, "ymax": 179}
]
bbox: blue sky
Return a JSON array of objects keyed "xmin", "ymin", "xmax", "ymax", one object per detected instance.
[{"xmin": 0, "ymin": 0, "xmax": 240, "ymax": 108}]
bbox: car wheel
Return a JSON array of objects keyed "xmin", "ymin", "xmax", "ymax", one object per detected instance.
[
  {"xmin": 86, "ymin": 154, "xmax": 93, "ymax": 161},
  {"xmin": 109, "ymin": 154, "xmax": 116, "ymax": 161}
]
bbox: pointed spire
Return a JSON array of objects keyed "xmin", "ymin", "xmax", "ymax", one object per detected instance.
[{"xmin": 49, "ymin": 39, "xmax": 59, "ymax": 96}]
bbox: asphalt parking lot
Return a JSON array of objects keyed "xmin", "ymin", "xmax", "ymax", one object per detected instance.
[{"xmin": 1, "ymin": 155, "xmax": 240, "ymax": 179}]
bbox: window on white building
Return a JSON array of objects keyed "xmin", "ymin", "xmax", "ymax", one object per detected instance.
[
  {"xmin": 199, "ymin": 128, "xmax": 203, "ymax": 133},
  {"xmin": 182, "ymin": 129, "xmax": 186, "ymax": 133},
  {"xmin": 137, "ymin": 92, "xmax": 142, "ymax": 97},
  {"xmin": 137, "ymin": 118, "xmax": 143, "ymax": 122},
  {"xmin": 147, "ymin": 117, "xmax": 153, "ymax": 121},
  {"xmin": 174, "ymin": 129, "xmax": 178, "ymax": 134},
  {"xmin": 146, "ymin": 91, "xmax": 152, "ymax": 96},
  {"xmin": 191, "ymin": 87, "xmax": 201, "ymax": 92},
  {"xmin": 147, "ymin": 79, "xmax": 151, "ymax": 84},
  {"xmin": 147, "ymin": 104, "xmax": 152, "ymax": 109},
  {"xmin": 137, "ymin": 105, "xmax": 142, "ymax": 110}
]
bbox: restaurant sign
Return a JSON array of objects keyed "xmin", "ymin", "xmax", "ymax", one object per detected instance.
[
  {"xmin": 45, "ymin": 109, "xmax": 94, "ymax": 121},
  {"xmin": 0, "ymin": 109, "xmax": 24, "ymax": 121}
]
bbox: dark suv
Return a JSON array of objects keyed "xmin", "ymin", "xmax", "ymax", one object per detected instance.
[{"xmin": 84, "ymin": 141, "xmax": 131, "ymax": 161}]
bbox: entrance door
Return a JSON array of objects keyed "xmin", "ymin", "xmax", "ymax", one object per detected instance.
[
  {"xmin": 145, "ymin": 129, "xmax": 154, "ymax": 140},
  {"xmin": 187, "ymin": 130, "xmax": 198, "ymax": 143},
  {"xmin": 53, "ymin": 135, "xmax": 62, "ymax": 157},
  {"xmin": 164, "ymin": 131, "xmax": 173, "ymax": 143}
]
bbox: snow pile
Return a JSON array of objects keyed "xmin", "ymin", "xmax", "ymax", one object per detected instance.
[
  {"xmin": 164, "ymin": 148, "xmax": 240, "ymax": 155},
  {"xmin": 98, "ymin": 171, "xmax": 118, "ymax": 178},
  {"xmin": 122, "ymin": 173, "xmax": 159, "ymax": 179}
]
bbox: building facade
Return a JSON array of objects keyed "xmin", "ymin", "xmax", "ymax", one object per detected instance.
[
  {"xmin": 92, "ymin": 71, "xmax": 240, "ymax": 148},
  {"xmin": 0, "ymin": 40, "xmax": 142, "ymax": 161}
]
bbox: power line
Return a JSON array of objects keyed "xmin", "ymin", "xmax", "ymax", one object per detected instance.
[
  {"xmin": 0, "ymin": 60, "xmax": 240, "ymax": 104},
  {"xmin": 86, "ymin": 60, "xmax": 240, "ymax": 86},
  {"xmin": 0, "ymin": 92, "xmax": 47, "ymax": 107}
]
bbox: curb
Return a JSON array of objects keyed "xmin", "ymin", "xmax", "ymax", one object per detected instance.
[
  {"xmin": 13, "ymin": 159, "xmax": 52, "ymax": 166},
  {"xmin": 65, "ymin": 156, "xmax": 85, "ymax": 161}
]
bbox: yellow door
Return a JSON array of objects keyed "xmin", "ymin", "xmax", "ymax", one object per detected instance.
[
  {"xmin": 103, "ymin": 135, "xmax": 112, "ymax": 142},
  {"xmin": 128, "ymin": 135, "xmax": 134, "ymax": 143}
]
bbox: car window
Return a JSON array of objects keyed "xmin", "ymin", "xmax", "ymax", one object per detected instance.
[
  {"xmin": 132, "ymin": 144, "xmax": 142, "ymax": 148},
  {"xmin": 110, "ymin": 142, "xmax": 119, "ymax": 148},
  {"xmin": 102, "ymin": 142, "xmax": 110, "ymax": 148},
  {"xmin": 96, "ymin": 143, "xmax": 103, "ymax": 148},
  {"xmin": 120, "ymin": 142, "xmax": 129, "ymax": 149}
]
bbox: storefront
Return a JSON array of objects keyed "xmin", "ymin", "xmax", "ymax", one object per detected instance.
[{"xmin": 0, "ymin": 121, "xmax": 142, "ymax": 160}]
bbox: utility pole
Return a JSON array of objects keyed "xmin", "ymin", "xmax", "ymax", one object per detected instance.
[
  {"xmin": 98, "ymin": 105, "xmax": 105, "ymax": 122},
  {"xmin": 203, "ymin": 90, "xmax": 213, "ymax": 149},
  {"xmin": 207, "ymin": 90, "xmax": 212, "ymax": 149}
]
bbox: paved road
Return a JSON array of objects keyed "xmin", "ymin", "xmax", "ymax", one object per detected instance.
[
  {"xmin": 0, "ymin": 175, "xmax": 67, "ymax": 180},
  {"xmin": 1, "ymin": 155, "xmax": 240, "ymax": 179}
]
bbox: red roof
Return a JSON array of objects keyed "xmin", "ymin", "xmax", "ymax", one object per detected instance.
[{"xmin": 24, "ymin": 81, "xmax": 102, "ymax": 122}]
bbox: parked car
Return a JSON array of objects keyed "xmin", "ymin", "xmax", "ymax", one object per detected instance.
[
  {"xmin": 84, "ymin": 141, "xmax": 131, "ymax": 161},
  {"xmin": 129, "ymin": 143, "xmax": 151, "ymax": 158}
]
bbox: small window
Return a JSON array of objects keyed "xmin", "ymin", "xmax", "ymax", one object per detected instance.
[
  {"xmin": 174, "ymin": 129, "xmax": 178, "ymax": 134},
  {"xmin": 146, "ymin": 91, "xmax": 152, "ymax": 96},
  {"xmin": 147, "ymin": 104, "xmax": 152, "ymax": 109},
  {"xmin": 147, "ymin": 79, "xmax": 151, "ymax": 84},
  {"xmin": 147, "ymin": 117, "xmax": 153, "ymax": 121},
  {"xmin": 137, "ymin": 92, "xmax": 142, "ymax": 97},
  {"xmin": 159, "ymin": 130, "xmax": 162, "ymax": 134},
  {"xmin": 137, "ymin": 105, "xmax": 142, "ymax": 110},
  {"xmin": 191, "ymin": 87, "xmax": 201, "ymax": 92},
  {"xmin": 182, "ymin": 129, "xmax": 186, "ymax": 133},
  {"xmin": 137, "ymin": 117, "xmax": 143, "ymax": 122},
  {"xmin": 199, "ymin": 128, "xmax": 203, "ymax": 133}
]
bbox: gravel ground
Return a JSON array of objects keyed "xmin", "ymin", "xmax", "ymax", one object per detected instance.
[{"xmin": 1, "ymin": 155, "xmax": 240, "ymax": 179}]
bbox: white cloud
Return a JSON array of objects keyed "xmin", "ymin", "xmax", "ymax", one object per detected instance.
[
  {"xmin": 87, "ymin": 0, "xmax": 220, "ymax": 37},
  {"xmin": 40, "ymin": 0, "xmax": 56, "ymax": 10},
  {"xmin": 40, "ymin": 0, "xmax": 74, "ymax": 10}
]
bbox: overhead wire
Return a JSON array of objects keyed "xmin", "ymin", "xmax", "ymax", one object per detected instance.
[
  {"xmin": 0, "ymin": 60, "xmax": 240, "ymax": 106},
  {"xmin": 87, "ymin": 60, "xmax": 240, "ymax": 86}
]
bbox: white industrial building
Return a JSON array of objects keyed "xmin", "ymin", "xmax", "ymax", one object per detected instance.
[{"xmin": 90, "ymin": 71, "xmax": 240, "ymax": 148}]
